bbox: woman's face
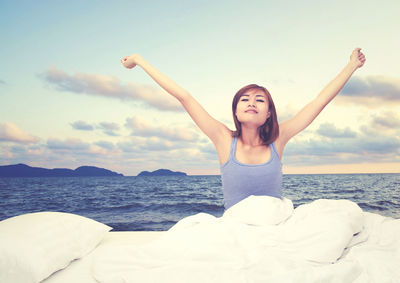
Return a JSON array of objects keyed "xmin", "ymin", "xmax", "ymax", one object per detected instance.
[{"xmin": 235, "ymin": 88, "xmax": 270, "ymax": 127}]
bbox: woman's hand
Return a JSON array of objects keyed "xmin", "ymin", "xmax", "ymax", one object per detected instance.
[
  {"xmin": 120, "ymin": 54, "xmax": 141, "ymax": 69},
  {"xmin": 349, "ymin": 48, "xmax": 366, "ymax": 69}
]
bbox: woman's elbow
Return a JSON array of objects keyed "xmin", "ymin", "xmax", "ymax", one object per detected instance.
[{"xmin": 177, "ymin": 91, "xmax": 192, "ymax": 104}]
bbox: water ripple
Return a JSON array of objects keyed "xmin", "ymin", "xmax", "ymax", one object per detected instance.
[{"xmin": 0, "ymin": 174, "xmax": 399, "ymax": 230}]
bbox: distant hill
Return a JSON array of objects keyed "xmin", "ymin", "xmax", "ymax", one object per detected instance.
[
  {"xmin": 0, "ymin": 164, "xmax": 124, "ymax": 177},
  {"xmin": 137, "ymin": 169, "xmax": 187, "ymax": 177}
]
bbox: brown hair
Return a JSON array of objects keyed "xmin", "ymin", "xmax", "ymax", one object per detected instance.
[{"xmin": 232, "ymin": 84, "xmax": 279, "ymax": 145}]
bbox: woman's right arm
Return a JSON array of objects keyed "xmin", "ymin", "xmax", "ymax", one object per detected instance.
[{"xmin": 121, "ymin": 54, "xmax": 231, "ymax": 146}]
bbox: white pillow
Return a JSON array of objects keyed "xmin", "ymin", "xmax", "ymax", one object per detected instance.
[
  {"xmin": 222, "ymin": 195, "xmax": 294, "ymax": 226},
  {"xmin": 0, "ymin": 212, "xmax": 112, "ymax": 283}
]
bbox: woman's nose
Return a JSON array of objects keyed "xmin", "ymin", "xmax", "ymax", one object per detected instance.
[{"xmin": 248, "ymin": 100, "xmax": 256, "ymax": 107}]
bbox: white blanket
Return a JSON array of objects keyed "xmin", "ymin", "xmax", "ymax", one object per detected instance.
[{"xmin": 92, "ymin": 196, "xmax": 400, "ymax": 283}]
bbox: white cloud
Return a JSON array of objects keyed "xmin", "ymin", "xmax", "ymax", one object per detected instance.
[
  {"xmin": 71, "ymin": 120, "xmax": 122, "ymax": 136},
  {"xmin": 98, "ymin": 122, "xmax": 120, "ymax": 136},
  {"xmin": 117, "ymin": 136, "xmax": 178, "ymax": 153},
  {"xmin": 284, "ymin": 123, "xmax": 400, "ymax": 167},
  {"xmin": 0, "ymin": 122, "xmax": 40, "ymax": 144},
  {"xmin": 95, "ymin": 141, "xmax": 116, "ymax": 150},
  {"xmin": 87, "ymin": 144, "xmax": 109, "ymax": 156},
  {"xmin": 277, "ymin": 104, "xmax": 296, "ymax": 123},
  {"xmin": 340, "ymin": 75, "xmax": 400, "ymax": 106},
  {"xmin": 371, "ymin": 111, "xmax": 400, "ymax": 129},
  {"xmin": 125, "ymin": 116, "xmax": 200, "ymax": 142},
  {"xmin": 139, "ymin": 137, "xmax": 174, "ymax": 151},
  {"xmin": 42, "ymin": 66, "xmax": 183, "ymax": 111},
  {"xmin": 316, "ymin": 123, "xmax": 357, "ymax": 138},
  {"xmin": 47, "ymin": 138, "xmax": 90, "ymax": 151},
  {"xmin": 71, "ymin": 120, "xmax": 94, "ymax": 131},
  {"xmin": 99, "ymin": 122, "xmax": 120, "ymax": 131},
  {"xmin": 45, "ymin": 138, "xmax": 121, "ymax": 159}
]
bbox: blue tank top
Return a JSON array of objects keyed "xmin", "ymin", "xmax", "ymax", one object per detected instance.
[{"xmin": 220, "ymin": 137, "xmax": 283, "ymax": 209}]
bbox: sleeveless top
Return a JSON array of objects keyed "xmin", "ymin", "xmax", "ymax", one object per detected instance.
[{"xmin": 220, "ymin": 137, "xmax": 283, "ymax": 209}]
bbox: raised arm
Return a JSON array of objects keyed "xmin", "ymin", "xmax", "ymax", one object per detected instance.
[
  {"xmin": 277, "ymin": 48, "xmax": 366, "ymax": 147},
  {"xmin": 121, "ymin": 54, "xmax": 231, "ymax": 146}
]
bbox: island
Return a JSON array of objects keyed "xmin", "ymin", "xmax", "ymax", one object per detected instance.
[
  {"xmin": 137, "ymin": 169, "xmax": 187, "ymax": 177},
  {"xmin": 0, "ymin": 163, "xmax": 124, "ymax": 177}
]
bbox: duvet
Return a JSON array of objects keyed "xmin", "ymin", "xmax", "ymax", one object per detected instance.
[{"xmin": 92, "ymin": 196, "xmax": 400, "ymax": 283}]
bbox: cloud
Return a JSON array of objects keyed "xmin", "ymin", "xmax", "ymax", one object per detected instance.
[
  {"xmin": 340, "ymin": 75, "xmax": 400, "ymax": 105},
  {"xmin": 99, "ymin": 122, "xmax": 120, "ymax": 131},
  {"xmin": 0, "ymin": 144, "xmax": 45, "ymax": 165},
  {"xmin": 71, "ymin": 120, "xmax": 121, "ymax": 136},
  {"xmin": 284, "ymin": 141, "xmax": 398, "ymax": 167},
  {"xmin": 358, "ymin": 137, "xmax": 400, "ymax": 154},
  {"xmin": 47, "ymin": 138, "xmax": 91, "ymax": 151},
  {"xmin": 115, "ymin": 132, "xmax": 216, "ymax": 167},
  {"xmin": 359, "ymin": 112, "xmax": 400, "ymax": 138},
  {"xmin": 42, "ymin": 66, "xmax": 182, "ymax": 111},
  {"xmin": 9, "ymin": 145, "xmax": 44, "ymax": 156},
  {"xmin": 282, "ymin": 116, "xmax": 400, "ymax": 168},
  {"xmin": 47, "ymin": 138, "xmax": 118, "ymax": 157},
  {"xmin": 115, "ymin": 136, "xmax": 217, "ymax": 170},
  {"xmin": 316, "ymin": 123, "xmax": 357, "ymax": 138},
  {"xmin": 117, "ymin": 140, "xmax": 140, "ymax": 153},
  {"xmin": 117, "ymin": 136, "xmax": 183, "ymax": 154},
  {"xmin": 98, "ymin": 122, "xmax": 120, "ymax": 136},
  {"xmin": 139, "ymin": 137, "xmax": 174, "ymax": 151},
  {"xmin": 0, "ymin": 122, "xmax": 40, "ymax": 144},
  {"xmin": 71, "ymin": 120, "xmax": 94, "ymax": 131},
  {"xmin": 277, "ymin": 104, "xmax": 297, "ymax": 123},
  {"xmin": 0, "ymin": 79, "xmax": 5, "ymax": 85},
  {"xmin": 199, "ymin": 142, "xmax": 217, "ymax": 155},
  {"xmin": 371, "ymin": 111, "xmax": 400, "ymax": 129},
  {"xmin": 95, "ymin": 141, "xmax": 116, "ymax": 150},
  {"xmin": 125, "ymin": 116, "xmax": 200, "ymax": 142},
  {"xmin": 1, "ymin": 137, "xmax": 124, "ymax": 172},
  {"xmin": 284, "ymin": 132, "xmax": 400, "ymax": 167}
]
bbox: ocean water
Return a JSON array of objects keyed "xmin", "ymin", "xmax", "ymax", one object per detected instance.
[{"xmin": 0, "ymin": 174, "xmax": 399, "ymax": 231}]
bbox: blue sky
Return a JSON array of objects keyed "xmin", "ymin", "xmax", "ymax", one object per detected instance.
[{"xmin": 1, "ymin": 0, "xmax": 399, "ymax": 175}]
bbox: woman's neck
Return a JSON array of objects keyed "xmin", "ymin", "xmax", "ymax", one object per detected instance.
[{"xmin": 240, "ymin": 125, "xmax": 262, "ymax": 146}]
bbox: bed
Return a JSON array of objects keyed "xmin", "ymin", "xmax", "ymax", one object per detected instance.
[
  {"xmin": 1, "ymin": 196, "xmax": 399, "ymax": 283},
  {"xmin": 43, "ymin": 231, "xmax": 163, "ymax": 283}
]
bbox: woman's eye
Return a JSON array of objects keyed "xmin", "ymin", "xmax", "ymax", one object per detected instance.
[
  {"xmin": 257, "ymin": 100, "xmax": 265, "ymax": 102},
  {"xmin": 241, "ymin": 99, "xmax": 249, "ymax": 101}
]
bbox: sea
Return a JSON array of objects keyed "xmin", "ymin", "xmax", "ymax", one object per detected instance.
[{"xmin": 1, "ymin": 174, "xmax": 399, "ymax": 231}]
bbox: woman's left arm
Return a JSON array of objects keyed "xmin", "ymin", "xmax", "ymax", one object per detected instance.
[{"xmin": 277, "ymin": 48, "xmax": 366, "ymax": 147}]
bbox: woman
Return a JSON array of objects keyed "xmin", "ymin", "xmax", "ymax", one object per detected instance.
[{"xmin": 121, "ymin": 49, "xmax": 366, "ymax": 209}]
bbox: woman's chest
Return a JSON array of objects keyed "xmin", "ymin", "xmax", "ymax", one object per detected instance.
[{"xmin": 235, "ymin": 144, "xmax": 271, "ymax": 164}]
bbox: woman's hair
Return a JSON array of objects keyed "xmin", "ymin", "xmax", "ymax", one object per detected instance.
[{"xmin": 232, "ymin": 84, "xmax": 279, "ymax": 145}]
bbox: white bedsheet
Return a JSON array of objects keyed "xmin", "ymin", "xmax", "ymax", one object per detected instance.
[
  {"xmin": 42, "ymin": 232, "xmax": 163, "ymax": 283},
  {"xmin": 92, "ymin": 197, "xmax": 400, "ymax": 283}
]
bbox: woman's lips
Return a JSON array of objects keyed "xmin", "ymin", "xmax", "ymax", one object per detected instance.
[{"xmin": 245, "ymin": 109, "xmax": 258, "ymax": 113}]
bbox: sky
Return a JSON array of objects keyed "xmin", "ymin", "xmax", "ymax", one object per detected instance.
[{"xmin": 1, "ymin": 0, "xmax": 399, "ymax": 176}]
